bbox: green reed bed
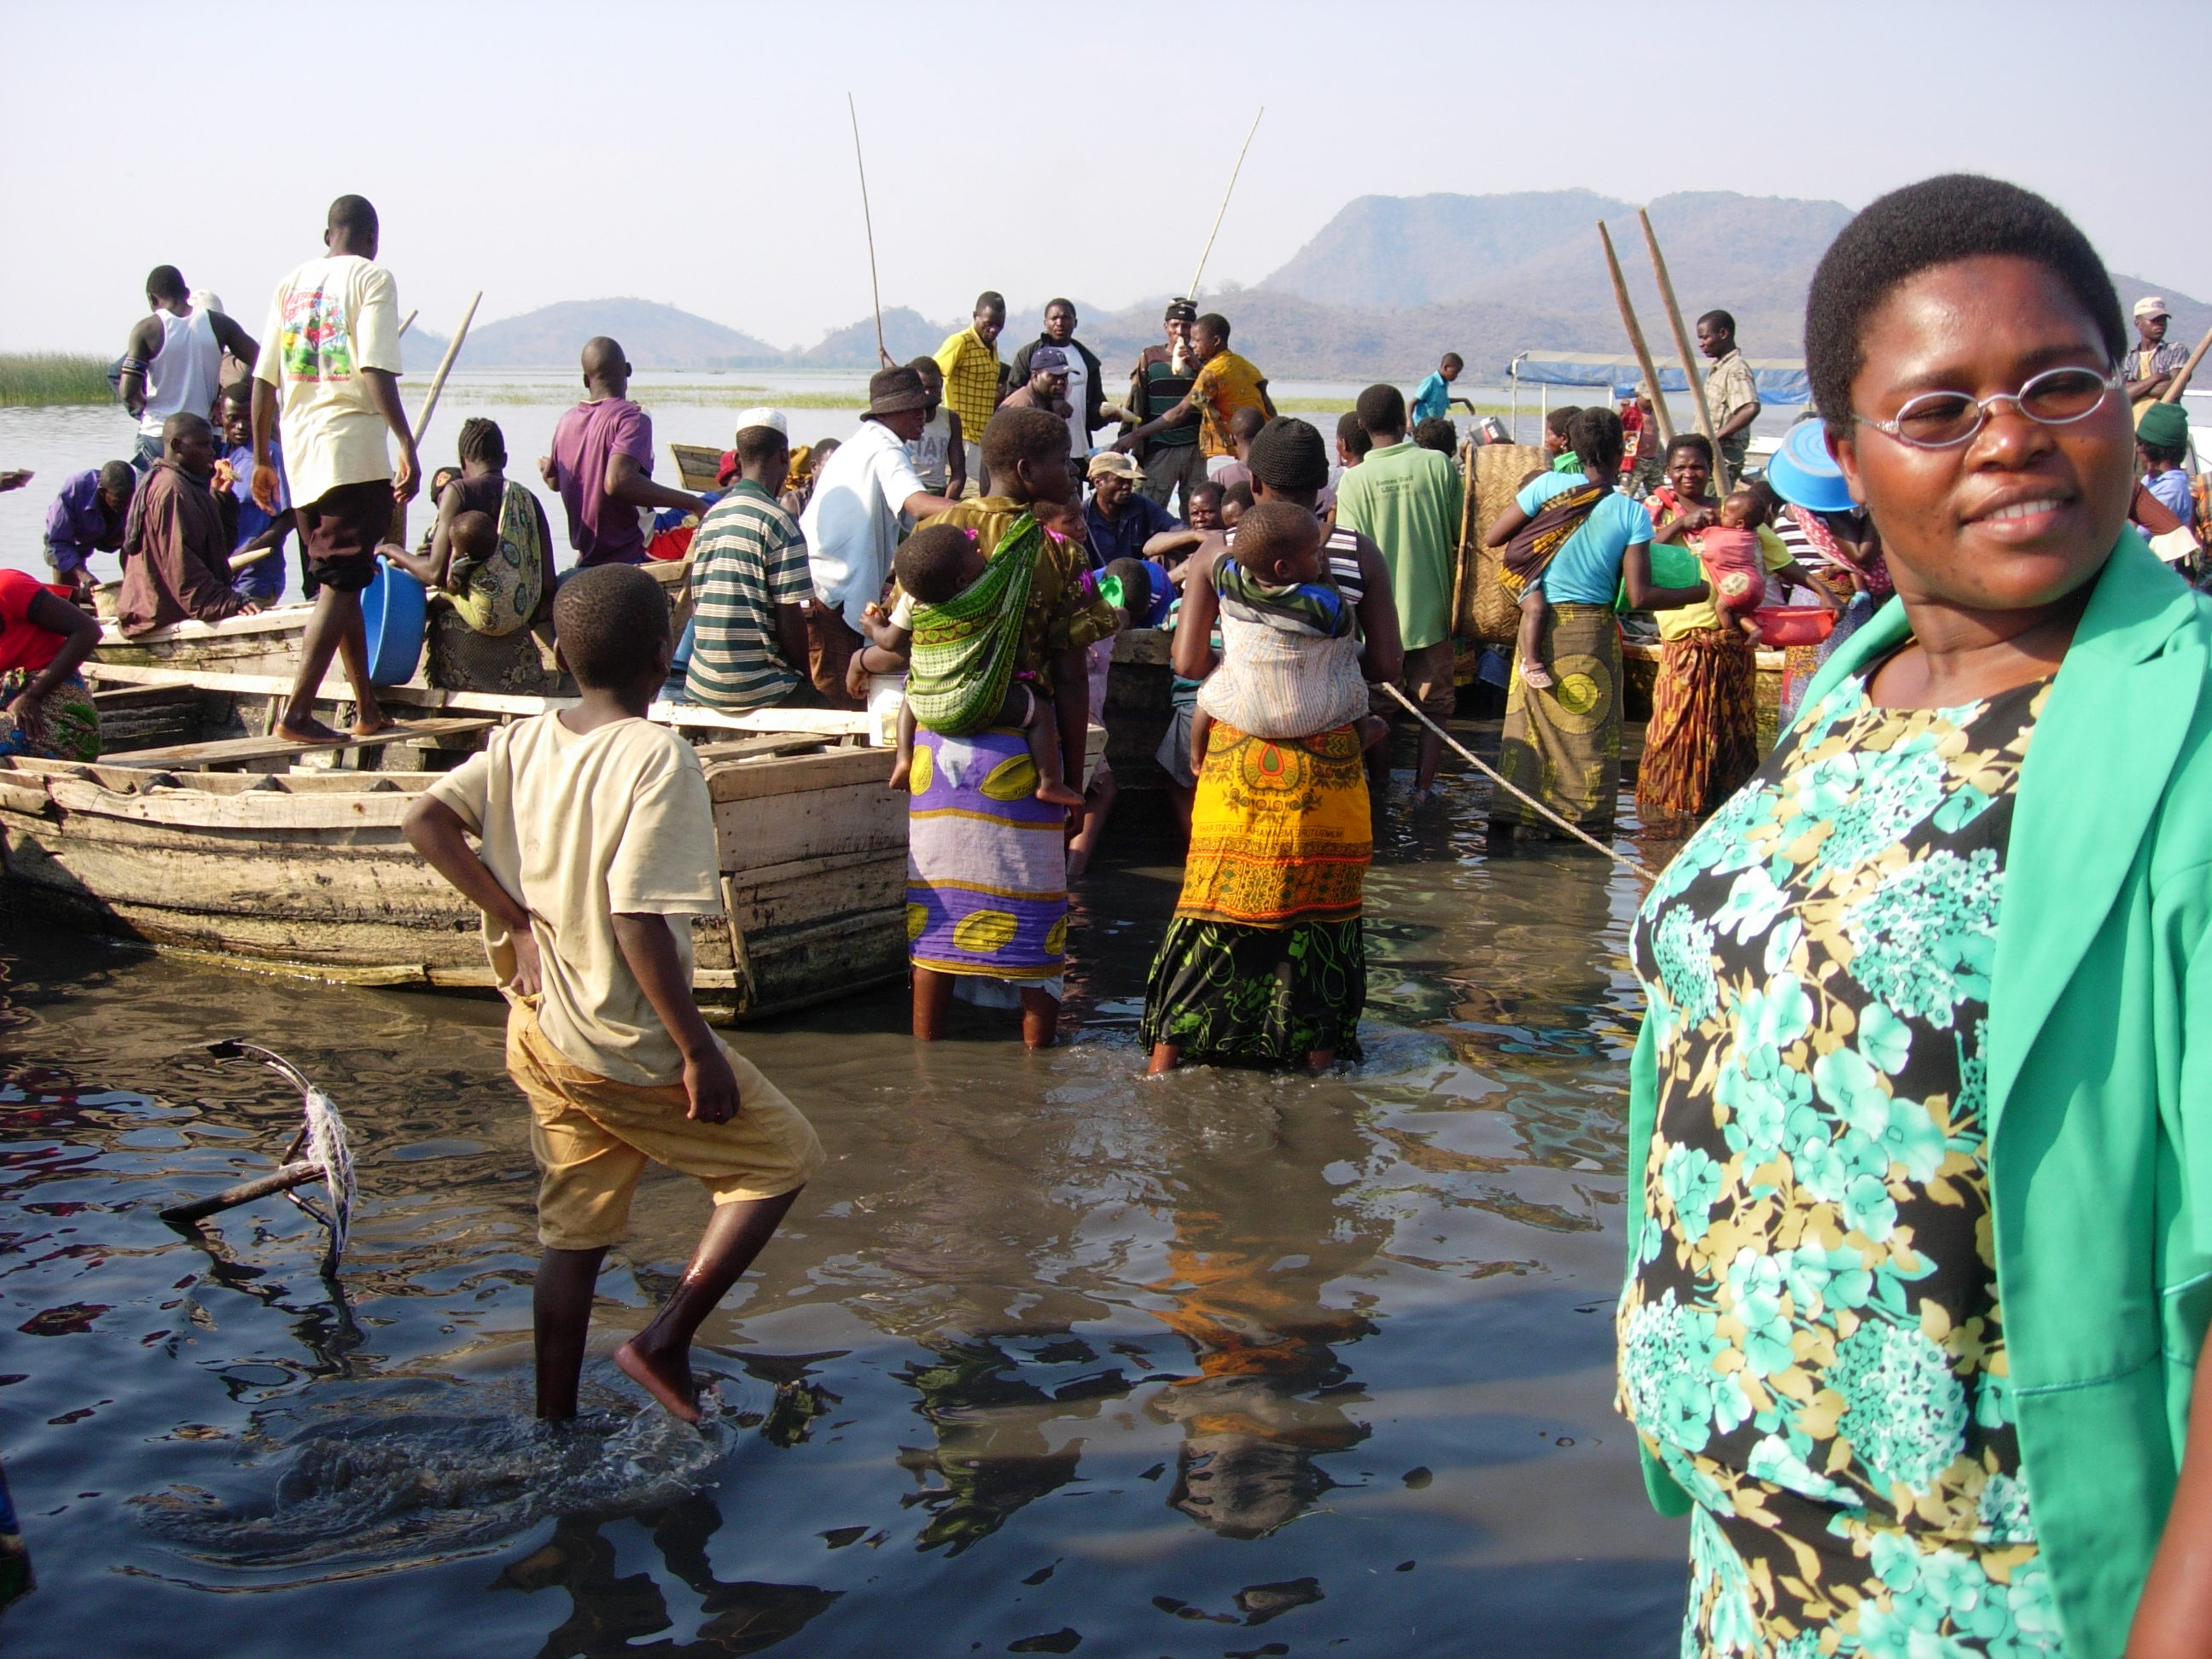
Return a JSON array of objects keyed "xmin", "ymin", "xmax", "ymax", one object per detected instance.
[{"xmin": 0, "ymin": 353, "xmax": 114, "ymax": 407}]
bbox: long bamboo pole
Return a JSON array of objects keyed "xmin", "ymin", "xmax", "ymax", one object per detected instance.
[
  {"xmin": 1188, "ymin": 108, "xmax": 1264, "ymax": 300},
  {"xmin": 1598, "ymin": 222, "xmax": 1674, "ymax": 445},
  {"xmin": 393, "ymin": 293, "xmax": 480, "ymax": 544},
  {"xmin": 847, "ymin": 93, "xmax": 888, "ymax": 369},
  {"xmin": 396, "ymin": 309, "xmax": 418, "ymax": 340},
  {"xmin": 1639, "ymin": 209, "xmax": 1726, "ymax": 489},
  {"xmin": 2158, "ymin": 320, "xmax": 2212, "ymax": 404}
]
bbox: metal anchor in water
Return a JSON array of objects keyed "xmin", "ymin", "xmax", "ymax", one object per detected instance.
[{"xmin": 157, "ymin": 1041, "xmax": 358, "ymax": 1278}]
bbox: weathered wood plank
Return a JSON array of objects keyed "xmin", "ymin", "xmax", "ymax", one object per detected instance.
[
  {"xmin": 707, "ymin": 744, "xmax": 895, "ymax": 801},
  {"xmin": 100, "ymin": 718, "xmax": 496, "ymax": 771},
  {"xmin": 46, "ymin": 779, "xmax": 417, "ymax": 830},
  {"xmin": 717, "ymin": 781, "xmax": 905, "ymax": 869}
]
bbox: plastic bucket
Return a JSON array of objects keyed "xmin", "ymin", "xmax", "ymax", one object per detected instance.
[
  {"xmin": 360, "ymin": 562, "xmax": 428, "ymax": 686},
  {"xmin": 1751, "ymin": 605, "xmax": 1837, "ymax": 647}
]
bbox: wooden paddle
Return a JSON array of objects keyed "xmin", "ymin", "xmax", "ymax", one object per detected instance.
[
  {"xmin": 1599, "ymin": 220, "xmax": 1674, "ymax": 445},
  {"xmin": 1640, "ymin": 210, "xmax": 1726, "ymax": 490}
]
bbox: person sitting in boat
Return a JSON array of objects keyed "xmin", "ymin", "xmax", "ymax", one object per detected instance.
[
  {"xmin": 681, "ymin": 410, "xmax": 818, "ymax": 713},
  {"xmin": 377, "ymin": 417, "xmax": 552, "ymax": 637},
  {"xmin": 0, "ymin": 567, "xmax": 101, "ymax": 762},
  {"xmin": 42, "ymin": 461, "xmax": 135, "ymax": 604},
  {"xmin": 213, "ymin": 383, "xmax": 293, "ymax": 605},
  {"xmin": 115, "ymin": 412, "xmax": 261, "ymax": 637}
]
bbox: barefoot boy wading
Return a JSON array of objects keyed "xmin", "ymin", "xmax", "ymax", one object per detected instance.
[
  {"xmin": 404, "ymin": 566, "xmax": 824, "ymax": 1421},
  {"xmin": 251, "ymin": 194, "xmax": 418, "ymax": 744}
]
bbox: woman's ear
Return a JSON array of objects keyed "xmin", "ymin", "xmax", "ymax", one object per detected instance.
[{"xmin": 1826, "ymin": 427, "xmax": 1868, "ymax": 507}]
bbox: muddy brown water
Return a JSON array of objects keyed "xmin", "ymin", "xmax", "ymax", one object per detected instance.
[{"xmin": 0, "ymin": 741, "xmax": 1690, "ymax": 1657}]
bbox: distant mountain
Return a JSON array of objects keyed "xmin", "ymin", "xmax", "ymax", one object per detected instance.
[
  {"xmin": 461, "ymin": 299, "xmax": 784, "ymax": 370},
  {"xmin": 393, "ymin": 193, "xmax": 2212, "ymax": 389}
]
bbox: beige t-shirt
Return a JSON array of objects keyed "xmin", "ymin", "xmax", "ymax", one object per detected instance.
[
  {"xmin": 252, "ymin": 254, "xmax": 403, "ymax": 509},
  {"xmin": 427, "ymin": 713, "xmax": 723, "ymax": 1086}
]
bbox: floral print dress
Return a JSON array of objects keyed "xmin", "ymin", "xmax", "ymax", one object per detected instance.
[{"xmin": 1619, "ymin": 668, "xmax": 2064, "ymax": 1656}]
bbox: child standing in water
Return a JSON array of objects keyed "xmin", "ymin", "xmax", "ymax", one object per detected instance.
[{"xmin": 404, "ymin": 564, "xmax": 823, "ymax": 1423}]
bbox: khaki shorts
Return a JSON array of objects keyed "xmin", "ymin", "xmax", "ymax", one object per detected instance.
[
  {"xmin": 1372, "ymin": 638, "xmax": 1458, "ymax": 720},
  {"xmin": 506, "ymin": 1003, "xmax": 825, "ymax": 1250}
]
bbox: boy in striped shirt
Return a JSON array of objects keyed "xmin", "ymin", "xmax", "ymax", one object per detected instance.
[{"xmin": 683, "ymin": 410, "xmax": 815, "ymax": 711}]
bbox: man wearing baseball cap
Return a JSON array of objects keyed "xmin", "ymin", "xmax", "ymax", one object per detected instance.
[
  {"xmin": 797, "ymin": 368, "xmax": 961, "ymax": 704},
  {"xmin": 683, "ymin": 408, "xmax": 822, "ymax": 713},
  {"xmin": 1124, "ymin": 299, "xmax": 1208, "ymax": 513},
  {"xmin": 1081, "ymin": 451, "xmax": 1202, "ymax": 570},
  {"xmin": 2123, "ymin": 297, "xmax": 2191, "ymax": 413}
]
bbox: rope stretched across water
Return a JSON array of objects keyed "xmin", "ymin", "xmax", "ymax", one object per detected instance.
[{"xmin": 1379, "ymin": 682, "xmax": 1661, "ymax": 882}]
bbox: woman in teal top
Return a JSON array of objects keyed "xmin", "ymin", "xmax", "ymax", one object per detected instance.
[{"xmin": 1619, "ymin": 173, "xmax": 2212, "ymax": 1657}]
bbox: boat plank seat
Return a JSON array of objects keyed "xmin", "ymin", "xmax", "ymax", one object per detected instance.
[{"xmin": 99, "ymin": 716, "xmax": 499, "ymax": 771}]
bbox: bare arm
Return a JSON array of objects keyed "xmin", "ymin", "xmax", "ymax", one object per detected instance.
[
  {"xmin": 2128, "ymin": 1320, "xmax": 2212, "ymax": 1656},
  {"xmin": 1485, "ymin": 502, "xmax": 1532, "ymax": 548},
  {"xmin": 209, "ymin": 311, "xmax": 259, "ymax": 369},
  {"xmin": 7, "ymin": 592, "xmax": 100, "ymax": 727},
  {"xmin": 1050, "ymin": 647, "xmax": 1088, "ymax": 796},
  {"xmin": 945, "ymin": 410, "xmax": 967, "ymax": 497},
  {"xmin": 401, "ymin": 795, "xmax": 543, "ymax": 996},
  {"xmin": 1116, "ymin": 391, "xmax": 1201, "ymax": 452},
  {"xmin": 359, "ymin": 367, "xmax": 420, "ymax": 503},
  {"xmin": 900, "ymin": 491, "xmax": 960, "ymax": 521},
  {"xmin": 1144, "ymin": 527, "xmax": 1206, "ymax": 560},
  {"xmin": 1258, "ymin": 380, "xmax": 1277, "ymax": 420},
  {"xmin": 604, "ymin": 450, "xmax": 703, "ymax": 518},
  {"xmin": 1347, "ymin": 533, "xmax": 1404, "ymax": 686},
  {"xmin": 1172, "ymin": 543, "xmax": 1224, "ymax": 681},
  {"xmin": 775, "ymin": 602, "xmax": 810, "ymax": 681},
  {"xmin": 1774, "ymin": 559, "xmax": 1843, "ymax": 610},
  {"xmin": 117, "ymin": 316, "xmax": 163, "ymax": 417},
  {"xmin": 1714, "ymin": 398, "xmax": 1761, "ymax": 441},
  {"xmin": 612, "ymin": 913, "xmax": 739, "ymax": 1123},
  {"xmin": 249, "ymin": 378, "xmax": 282, "ymax": 509}
]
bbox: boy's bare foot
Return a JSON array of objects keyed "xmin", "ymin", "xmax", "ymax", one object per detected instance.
[
  {"xmin": 614, "ymin": 1335, "xmax": 702, "ymax": 1424},
  {"xmin": 888, "ymin": 755, "xmax": 912, "ymax": 792},
  {"xmin": 352, "ymin": 713, "xmax": 398, "ymax": 738},
  {"xmin": 1035, "ymin": 777, "xmax": 1084, "ymax": 810},
  {"xmin": 276, "ymin": 717, "xmax": 349, "ymax": 744},
  {"xmin": 1521, "ymin": 662, "xmax": 1556, "ymax": 692},
  {"xmin": 1356, "ymin": 715, "xmax": 1390, "ymax": 752}
]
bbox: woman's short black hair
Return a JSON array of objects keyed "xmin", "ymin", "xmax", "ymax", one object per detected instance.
[
  {"xmin": 1665, "ymin": 431, "xmax": 1714, "ymax": 467},
  {"xmin": 1804, "ymin": 173, "xmax": 2125, "ymax": 431},
  {"xmin": 1568, "ymin": 406, "xmax": 1625, "ymax": 476}
]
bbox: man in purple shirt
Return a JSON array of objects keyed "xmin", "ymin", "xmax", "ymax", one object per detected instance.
[
  {"xmin": 538, "ymin": 336, "xmax": 707, "ymax": 568},
  {"xmin": 44, "ymin": 462, "xmax": 137, "ymax": 600}
]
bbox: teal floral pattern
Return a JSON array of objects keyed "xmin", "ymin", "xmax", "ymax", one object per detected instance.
[{"xmin": 1620, "ymin": 672, "xmax": 2055, "ymax": 1656}]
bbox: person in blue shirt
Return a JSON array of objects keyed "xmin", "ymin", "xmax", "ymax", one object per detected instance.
[
  {"xmin": 43, "ymin": 462, "xmax": 136, "ymax": 601},
  {"xmin": 214, "ymin": 382, "xmax": 293, "ymax": 602},
  {"xmin": 1410, "ymin": 353, "xmax": 1476, "ymax": 426}
]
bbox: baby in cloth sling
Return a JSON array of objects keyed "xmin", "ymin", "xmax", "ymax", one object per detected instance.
[
  {"xmin": 1696, "ymin": 488, "xmax": 1770, "ymax": 639},
  {"xmin": 1193, "ymin": 501, "xmax": 1388, "ymax": 767},
  {"xmin": 887, "ymin": 518, "xmax": 1085, "ymax": 810}
]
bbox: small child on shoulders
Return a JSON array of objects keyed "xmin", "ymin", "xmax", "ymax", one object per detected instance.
[
  {"xmin": 882, "ymin": 521, "xmax": 1085, "ymax": 810},
  {"xmin": 403, "ymin": 564, "xmax": 823, "ymax": 1425},
  {"xmin": 1698, "ymin": 488, "xmax": 1770, "ymax": 640},
  {"xmin": 1192, "ymin": 501, "xmax": 1387, "ymax": 767}
]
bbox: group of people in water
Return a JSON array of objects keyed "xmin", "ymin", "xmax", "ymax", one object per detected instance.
[{"xmin": 18, "ymin": 172, "xmax": 2212, "ymax": 1656}]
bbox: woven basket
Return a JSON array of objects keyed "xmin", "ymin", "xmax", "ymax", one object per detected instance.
[{"xmin": 1459, "ymin": 444, "xmax": 1550, "ymax": 646}]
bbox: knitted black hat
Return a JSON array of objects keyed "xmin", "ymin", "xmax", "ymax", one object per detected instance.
[{"xmin": 1246, "ymin": 416, "xmax": 1330, "ymax": 492}]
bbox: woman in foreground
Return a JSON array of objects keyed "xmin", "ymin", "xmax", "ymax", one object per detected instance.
[{"xmin": 1618, "ymin": 173, "xmax": 2212, "ymax": 1656}]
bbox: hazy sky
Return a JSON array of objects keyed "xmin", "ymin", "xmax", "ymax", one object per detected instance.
[{"xmin": 5, "ymin": 0, "xmax": 2202, "ymax": 355}]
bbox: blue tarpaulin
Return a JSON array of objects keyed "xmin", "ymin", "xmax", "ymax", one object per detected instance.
[{"xmin": 1507, "ymin": 350, "xmax": 1811, "ymax": 406}]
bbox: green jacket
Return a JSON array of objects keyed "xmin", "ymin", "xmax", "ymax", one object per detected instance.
[{"xmin": 1623, "ymin": 533, "xmax": 2212, "ymax": 1657}]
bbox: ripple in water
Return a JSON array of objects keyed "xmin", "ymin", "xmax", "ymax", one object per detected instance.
[{"xmin": 133, "ymin": 1385, "xmax": 763, "ymax": 1570}]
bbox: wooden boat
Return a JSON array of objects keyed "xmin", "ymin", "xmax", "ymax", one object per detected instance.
[{"xmin": 0, "ymin": 676, "xmax": 908, "ymax": 1022}]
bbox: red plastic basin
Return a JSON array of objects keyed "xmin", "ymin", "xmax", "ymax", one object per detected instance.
[{"xmin": 1752, "ymin": 606, "xmax": 1837, "ymax": 646}]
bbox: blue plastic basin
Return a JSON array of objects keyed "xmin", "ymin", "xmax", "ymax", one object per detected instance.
[{"xmin": 359, "ymin": 562, "xmax": 427, "ymax": 687}]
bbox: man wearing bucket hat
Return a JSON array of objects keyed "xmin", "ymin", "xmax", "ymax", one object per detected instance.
[
  {"xmin": 1082, "ymin": 451, "xmax": 1200, "ymax": 569},
  {"xmin": 2122, "ymin": 296, "xmax": 2191, "ymax": 412},
  {"xmin": 683, "ymin": 408, "xmax": 824, "ymax": 713},
  {"xmin": 797, "ymin": 368, "xmax": 961, "ymax": 705}
]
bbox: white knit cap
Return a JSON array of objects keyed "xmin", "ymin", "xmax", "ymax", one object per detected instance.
[{"xmin": 734, "ymin": 407, "xmax": 788, "ymax": 437}]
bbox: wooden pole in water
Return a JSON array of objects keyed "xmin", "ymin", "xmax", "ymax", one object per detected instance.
[
  {"xmin": 1599, "ymin": 222, "xmax": 1674, "ymax": 445},
  {"xmin": 848, "ymin": 94, "xmax": 889, "ymax": 369},
  {"xmin": 2158, "ymin": 321, "xmax": 2212, "ymax": 403},
  {"xmin": 1188, "ymin": 108, "xmax": 1264, "ymax": 300},
  {"xmin": 1639, "ymin": 209, "xmax": 1726, "ymax": 489},
  {"xmin": 160, "ymin": 1161, "xmax": 324, "ymax": 1226}
]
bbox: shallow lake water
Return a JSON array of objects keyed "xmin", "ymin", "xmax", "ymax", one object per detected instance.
[{"xmin": 0, "ymin": 752, "xmax": 1691, "ymax": 1658}]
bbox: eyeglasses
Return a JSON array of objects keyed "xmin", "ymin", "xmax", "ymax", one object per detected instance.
[{"xmin": 1851, "ymin": 365, "xmax": 2119, "ymax": 450}]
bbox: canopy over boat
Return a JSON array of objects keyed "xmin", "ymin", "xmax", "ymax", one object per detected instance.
[{"xmin": 1506, "ymin": 350, "xmax": 1812, "ymax": 406}]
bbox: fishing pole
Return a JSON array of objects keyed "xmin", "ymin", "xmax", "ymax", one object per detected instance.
[
  {"xmin": 848, "ymin": 93, "xmax": 888, "ymax": 368},
  {"xmin": 1187, "ymin": 108, "xmax": 1263, "ymax": 301}
]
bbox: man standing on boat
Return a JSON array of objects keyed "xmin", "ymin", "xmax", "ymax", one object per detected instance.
[
  {"xmin": 540, "ymin": 337, "xmax": 708, "ymax": 569},
  {"xmin": 118, "ymin": 265, "xmax": 259, "ymax": 474},
  {"xmin": 932, "ymin": 294, "xmax": 1008, "ymax": 496},
  {"xmin": 1696, "ymin": 309, "xmax": 1760, "ymax": 482},
  {"xmin": 250, "ymin": 194, "xmax": 416, "ymax": 744},
  {"xmin": 1125, "ymin": 299, "xmax": 1206, "ymax": 513},
  {"xmin": 1009, "ymin": 300, "xmax": 1123, "ymax": 469}
]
